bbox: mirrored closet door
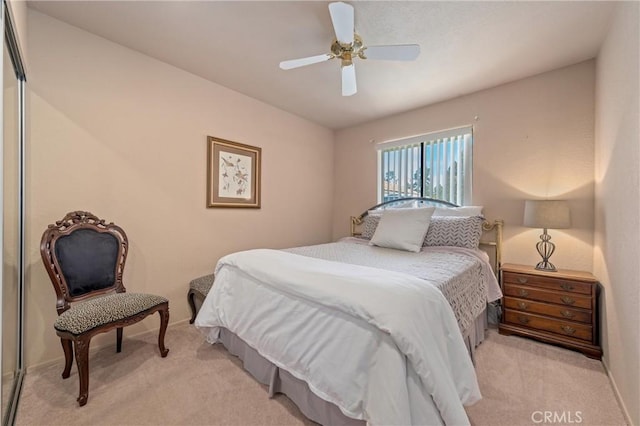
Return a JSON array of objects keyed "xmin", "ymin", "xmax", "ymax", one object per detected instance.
[{"xmin": 1, "ymin": 1, "xmax": 25, "ymax": 424}]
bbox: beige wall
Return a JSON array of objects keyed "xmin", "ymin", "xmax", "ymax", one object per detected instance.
[
  {"xmin": 594, "ymin": 2, "xmax": 640, "ymax": 424},
  {"xmin": 333, "ymin": 61, "xmax": 596, "ymax": 272},
  {"xmin": 25, "ymin": 10, "xmax": 335, "ymax": 367}
]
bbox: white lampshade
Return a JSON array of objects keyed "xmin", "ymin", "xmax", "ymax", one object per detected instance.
[{"xmin": 524, "ymin": 200, "xmax": 571, "ymax": 229}]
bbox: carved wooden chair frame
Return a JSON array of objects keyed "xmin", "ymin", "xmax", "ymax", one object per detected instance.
[{"xmin": 40, "ymin": 211, "xmax": 169, "ymax": 406}]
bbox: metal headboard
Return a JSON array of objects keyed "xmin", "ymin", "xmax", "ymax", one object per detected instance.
[{"xmin": 349, "ymin": 197, "xmax": 503, "ymax": 277}]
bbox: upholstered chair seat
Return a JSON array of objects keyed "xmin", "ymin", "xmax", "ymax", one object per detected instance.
[
  {"xmin": 187, "ymin": 273, "xmax": 215, "ymax": 324},
  {"xmin": 54, "ymin": 293, "xmax": 168, "ymax": 335},
  {"xmin": 190, "ymin": 275, "xmax": 215, "ymax": 297}
]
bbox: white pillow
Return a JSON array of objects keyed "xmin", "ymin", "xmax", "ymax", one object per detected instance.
[
  {"xmin": 433, "ymin": 206, "xmax": 483, "ymax": 217},
  {"xmin": 370, "ymin": 207, "xmax": 435, "ymax": 252}
]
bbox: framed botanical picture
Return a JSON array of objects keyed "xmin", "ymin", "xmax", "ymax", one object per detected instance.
[{"xmin": 207, "ymin": 136, "xmax": 261, "ymax": 208}]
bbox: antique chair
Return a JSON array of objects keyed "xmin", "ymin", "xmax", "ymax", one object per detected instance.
[{"xmin": 40, "ymin": 211, "xmax": 169, "ymax": 406}]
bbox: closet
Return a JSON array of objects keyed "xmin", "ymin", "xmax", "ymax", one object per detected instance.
[{"xmin": 1, "ymin": 2, "xmax": 25, "ymax": 425}]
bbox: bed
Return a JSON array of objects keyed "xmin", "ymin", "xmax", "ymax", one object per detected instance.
[{"xmin": 196, "ymin": 197, "xmax": 503, "ymax": 425}]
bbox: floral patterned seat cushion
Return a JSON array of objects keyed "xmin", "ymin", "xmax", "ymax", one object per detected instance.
[
  {"xmin": 189, "ymin": 274, "xmax": 215, "ymax": 296},
  {"xmin": 54, "ymin": 293, "xmax": 168, "ymax": 335}
]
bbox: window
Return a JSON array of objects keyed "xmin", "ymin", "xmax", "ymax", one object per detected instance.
[{"xmin": 377, "ymin": 126, "xmax": 473, "ymax": 205}]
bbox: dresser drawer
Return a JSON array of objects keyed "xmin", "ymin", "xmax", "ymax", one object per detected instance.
[
  {"xmin": 503, "ymin": 297, "xmax": 592, "ymax": 324},
  {"xmin": 503, "ymin": 271, "xmax": 592, "ymax": 295},
  {"xmin": 504, "ymin": 310, "xmax": 592, "ymax": 341},
  {"xmin": 503, "ymin": 283, "xmax": 592, "ymax": 309}
]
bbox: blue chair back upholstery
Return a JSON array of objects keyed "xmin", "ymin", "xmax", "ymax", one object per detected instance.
[{"xmin": 55, "ymin": 229, "xmax": 119, "ymax": 297}]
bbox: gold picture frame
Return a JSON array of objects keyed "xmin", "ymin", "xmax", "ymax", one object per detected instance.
[{"xmin": 207, "ymin": 136, "xmax": 261, "ymax": 208}]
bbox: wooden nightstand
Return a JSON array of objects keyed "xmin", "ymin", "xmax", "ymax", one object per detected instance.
[{"xmin": 499, "ymin": 263, "xmax": 602, "ymax": 359}]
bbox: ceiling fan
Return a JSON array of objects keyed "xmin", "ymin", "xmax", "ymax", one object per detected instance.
[{"xmin": 279, "ymin": 2, "xmax": 420, "ymax": 97}]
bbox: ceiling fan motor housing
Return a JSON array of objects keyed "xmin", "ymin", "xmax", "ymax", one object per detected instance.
[{"xmin": 331, "ymin": 34, "xmax": 364, "ymax": 66}]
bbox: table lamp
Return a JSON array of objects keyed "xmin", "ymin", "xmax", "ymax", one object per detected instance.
[{"xmin": 523, "ymin": 200, "xmax": 571, "ymax": 272}]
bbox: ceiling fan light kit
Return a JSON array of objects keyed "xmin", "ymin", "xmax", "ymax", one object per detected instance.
[{"xmin": 279, "ymin": 2, "xmax": 420, "ymax": 97}]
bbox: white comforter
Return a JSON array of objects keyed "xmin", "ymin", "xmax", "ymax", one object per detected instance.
[
  {"xmin": 285, "ymin": 239, "xmax": 502, "ymax": 333},
  {"xmin": 196, "ymin": 248, "xmax": 481, "ymax": 425}
]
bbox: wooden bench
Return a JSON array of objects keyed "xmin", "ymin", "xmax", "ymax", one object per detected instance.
[{"xmin": 187, "ymin": 274, "xmax": 215, "ymax": 324}]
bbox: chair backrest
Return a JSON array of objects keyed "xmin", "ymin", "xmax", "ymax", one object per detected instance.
[{"xmin": 41, "ymin": 211, "xmax": 128, "ymax": 315}]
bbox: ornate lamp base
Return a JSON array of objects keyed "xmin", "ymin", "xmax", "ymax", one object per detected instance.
[
  {"xmin": 535, "ymin": 260, "xmax": 557, "ymax": 272},
  {"xmin": 535, "ymin": 228, "xmax": 557, "ymax": 272}
]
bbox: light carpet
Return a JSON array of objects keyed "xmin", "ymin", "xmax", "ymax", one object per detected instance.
[{"xmin": 16, "ymin": 323, "xmax": 626, "ymax": 425}]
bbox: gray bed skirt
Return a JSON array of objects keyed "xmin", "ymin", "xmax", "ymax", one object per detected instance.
[{"xmin": 218, "ymin": 308, "xmax": 488, "ymax": 426}]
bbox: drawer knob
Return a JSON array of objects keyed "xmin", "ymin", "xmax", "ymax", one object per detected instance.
[
  {"xmin": 517, "ymin": 315, "xmax": 530, "ymax": 324},
  {"xmin": 517, "ymin": 302, "xmax": 529, "ymax": 310},
  {"xmin": 517, "ymin": 277, "xmax": 528, "ymax": 284},
  {"xmin": 560, "ymin": 310, "xmax": 575, "ymax": 319},
  {"xmin": 560, "ymin": 325, "xmax": 576, "ymax": 335},
  {"xmin": 561, "ymin": 283, "xmax": 574, "ymax": 291},
  {"xmin": 560, "ymin": 296, "xmax": 576, "ymax": 305},
  {"xmin": 518, "ymin": 289, "xmax": 529, "ymax": 297}
]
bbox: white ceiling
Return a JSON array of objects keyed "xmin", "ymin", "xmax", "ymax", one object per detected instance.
[{"xmin": 28, "ymin": 1, "xmax": 616, "ymax": 130}]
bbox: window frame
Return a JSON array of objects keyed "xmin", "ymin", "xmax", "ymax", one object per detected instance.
[{"xmin": 376, "ymin": 126, "xmax": 473, "ymax": 205}]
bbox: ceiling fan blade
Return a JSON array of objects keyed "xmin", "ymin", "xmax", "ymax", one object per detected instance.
[
  {"xmin": 341, "ymin": 64, "xmax": 357, "ymax": 96},
  {"xmin": 363, "ymin": 44, "xmax": 420, "ymax": 61},
  {"xmin": 279, "ymin": 54, "xmax": 333, "ymax": 70},
  {"xmin": 328, "ymin": 2, "xmax": 354, "ymax": 45}
]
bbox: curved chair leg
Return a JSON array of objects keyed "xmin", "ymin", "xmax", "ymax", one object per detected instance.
[
  {"xmin": 158, "ymin": 305, "xmax": 169, "ymax": 357},
  {"xmin": 73, "ymin": 337, "xmax": 91, "ymax": 406},
  {"xmin": 187, "ymin": 290, "xmax": 197, "ymax": 324},
  {"xmin": 61, "ymin": 338, "xmax": 73, "ymax": 379},
  {"xmin": 116, "ymin": 327, "xmax": 123, "ymax": 353}
]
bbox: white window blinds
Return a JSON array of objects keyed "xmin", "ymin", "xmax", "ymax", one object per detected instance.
[{"xmin": 377, "ymin": 126, "xmax": 473, "ymax": 205}]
